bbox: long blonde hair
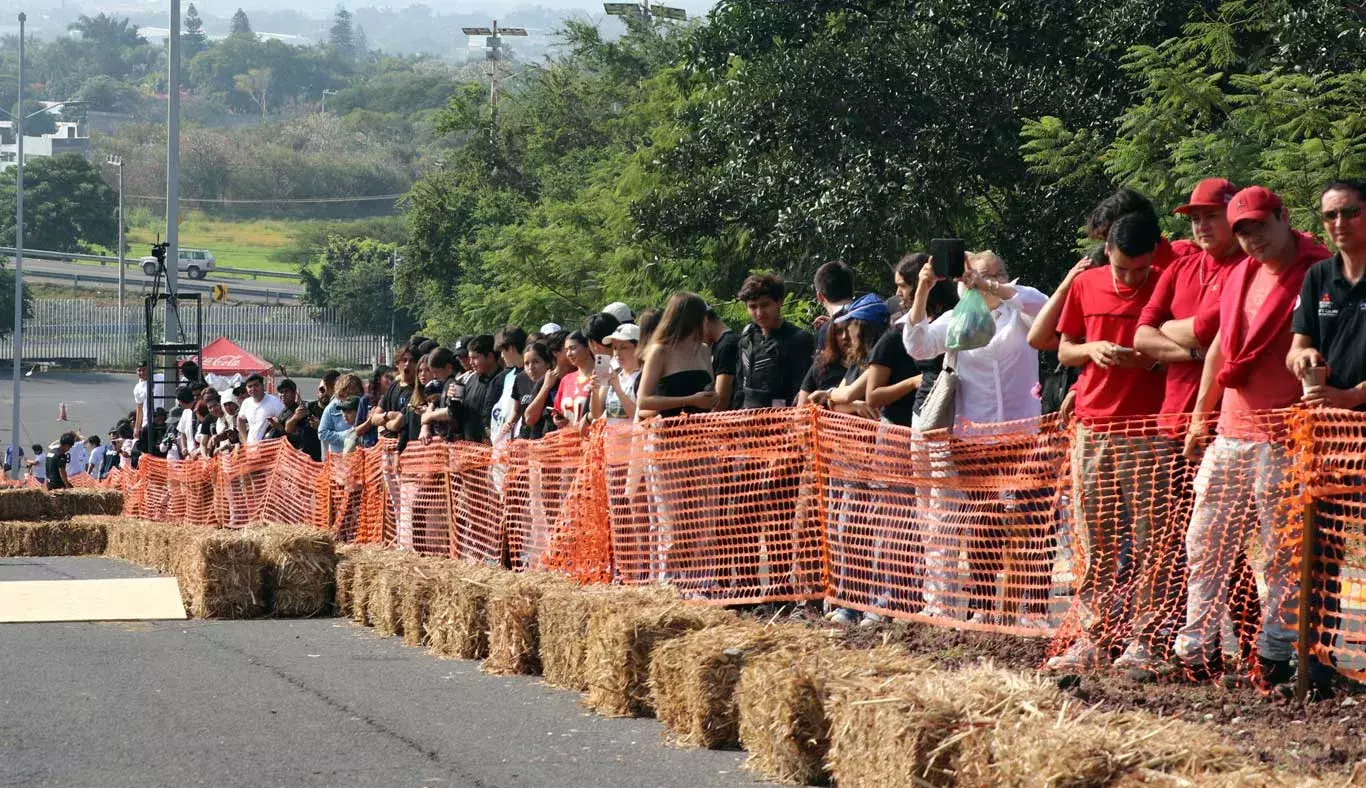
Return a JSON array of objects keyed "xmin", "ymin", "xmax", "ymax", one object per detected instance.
[{"xmin": 644, "ymin": 292, "xmax": 707, "ymax": 363}]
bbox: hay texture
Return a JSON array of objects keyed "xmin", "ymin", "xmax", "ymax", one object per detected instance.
[
  {"xmin": 826, "ymin": 662, "xmax": 1062, "ymax": 788},
  {"xmin": 367, "ymin": 551, "xmax": 431, "ymax": 638},
  {"xmin": 0, "ymin": 489, "xmax": 52, "ymax": 520},
  {"xmin": 539, "ymin": 585, "xmax": 677, "ymax": 691},
  {"xmin": 93, "ymin": 516, "xmax": 180, "ymax": 572},
  {"xmin": 737, "ymin": 644, "xmax": 916, "ymax": 786},
  {"xmin": 399, "ymin": 557, "xmax": 449, "ymax": 647},
  {"xmin": 333, "ymin": 543, "xmax": 364, "ymax": 617},
  {"xmin": 482, "ymin": 572, "xmax": 576, "ymax": 676},
  {"xmin": 650, "ymin": 621, "xmax": 829, "ymax": 749},
  {"xmin": 47, "ymin": 489, "xmax": 123, "ymax": 519},
  {"xmin": 424, "ymin": 562, "xmax": 504, "ymax": 660},
  {"xmin": 582, "ymin": 600, "xmax": 734, "ymax": 718},
  {"xmin": 174, "ymin": 528, "xmax": 265, "ymax": 619},
  {"xmin": 241, "ymin": 525, "xmax": 338, "ymax": 618},
  {"xmin": 0, "ymin": 519, "xmax": 106, "ymax": 556}
]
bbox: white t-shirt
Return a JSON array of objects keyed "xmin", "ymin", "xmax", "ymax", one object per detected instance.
[
  {"xmin": 238, "ymin": 394, "xmax": 285, "ymax": 444},
  {"xmin": 489, "ymin": 369, "xmax": 520, "ymax": 445},
  {"xmin": 133, "ymin": 374, "xmax": 166, "ymax": 413},
  {"xmin": 65, "ymin": 442, "xmax": 89, "ymax": 477},
  {"xmin": 88, "ymin": 445, "xmax": 108, "ymax": 478}
]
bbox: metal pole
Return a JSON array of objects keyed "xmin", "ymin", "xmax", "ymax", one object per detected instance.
[
  {"xmin": 1295, "ymin": 496, "xmax": 1319, "ymax": 702},
  {"xmin": 165, "ymin": 0, "xmax": 181, "ymax": 343},
  {"xmin": 11, "ymin": 13, "xmax": 26, "ymax": 480},
  {"xmin": 115, "ymin": 159, "xmax": 125, "ymax": 311},
  {"xmin": 389, "ymin": 250, "xmax": 396, "ymax": 343},
  {"xmin": 490, "ymin": 20, "xmax": 499, "ymax": 112}
]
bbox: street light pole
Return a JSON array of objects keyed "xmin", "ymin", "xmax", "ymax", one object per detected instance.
[
  {"xmin": 164, "ymin": 0, "xmax": 181, "ymax": 342},
  {"xmin": 108, "ymin": 155, "xmax": 125, "ymax": 311},
  {"xmin": 10, "ymin": 12, "xmax": 26, "ymax": 478}
]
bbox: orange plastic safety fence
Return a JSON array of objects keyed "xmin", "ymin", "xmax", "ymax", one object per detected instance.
[
  {"xmin": 502, "ymin": 429, "xmax": 586, "ymax": 572},
  {"xmin": 450, "ymin": 442, "xmax": 504, "ymax": 563},
  {"xmin": 540, "ymin": 421, "xmax": 613, "ymax": 584},
  {"xmin": 603, "ymin": 409, "xmax": 825, "ymax": 603}
]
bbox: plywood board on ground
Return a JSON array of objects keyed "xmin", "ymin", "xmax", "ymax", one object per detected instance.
[{"xmin": 0, "ymin": 578, "xmax": 187, "ymax": 623}]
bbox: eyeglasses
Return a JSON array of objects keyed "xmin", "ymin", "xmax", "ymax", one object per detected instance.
[{"xmin": 1323, "ymin": 205, "xmax": 1363, "ymax": 222}]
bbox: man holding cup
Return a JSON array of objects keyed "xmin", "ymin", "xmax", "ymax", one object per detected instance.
[{"xmin": 1287, "ymin": 179, "xmax": 1366, "ymax": 699}]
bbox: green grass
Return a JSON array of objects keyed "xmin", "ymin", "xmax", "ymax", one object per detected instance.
[{"xmin": 124, "ymin": 213, "xmax": 303, "ymax": 274}]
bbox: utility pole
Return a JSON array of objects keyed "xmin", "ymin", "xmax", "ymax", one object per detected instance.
[
  {"xmin": 165, "ymin": 0, "xmax": 182, "ymax": 342},
  {"xmin": 461, "ymin": 19, "xmax": 527, "ymax": 115},
  {"xmin": 107, "ymin": 154, "xmax": 125, "ymax": 311},
  {"xmin": 9, "ymin": 13, "xmax": 24, "ymax": 479}
]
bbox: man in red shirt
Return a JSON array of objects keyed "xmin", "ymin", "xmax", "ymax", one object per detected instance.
[
  {"xmin": 1175, "ymin": 186, "xmax": 1331, "ymax": 684},
  {"xmin": 1048, "ymin": 212, "xmax": 1168, "ymax": 670}
]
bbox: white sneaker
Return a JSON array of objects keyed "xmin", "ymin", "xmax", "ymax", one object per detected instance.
[
  {"xmin": 1046, "ymin": 639, "xmax": 1104, "ymax": 671},
  {"xmin": 1112, "ymin": 642, "xmax": 1156, "ymax": 671},
  {"xmin": 825, "ymin": 608, "xmax": 858, "ymax": 626},
  {"xmin": 860, "ymin": 611, "xmax": 884, "ymax": 626},
  {"xmin": 1015, "ymin": 614, "xmax": 1052, "ymax": 632}
]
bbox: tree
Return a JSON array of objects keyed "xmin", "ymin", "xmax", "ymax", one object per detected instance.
[
  {"xmin": 183, "ymin": 4, "xmax": 209, "ymax": 59},
  {"xmin": 300, "ymin": 237, "xmax": 414, "ymax": 339},
  {"xmin": 0, "ymin": 154, "xmax": 118, "ymax": 254},
  {"xmin": 354, "ymin": 26, "xmax": 369, "ymax": 59},
  {"xmin": 329, "ymin": 7, "xmax": 355, "ymax": 57},
  {"xmin": 76, "ymin": 75, "xmax": 141, "ymax": 113},
  {"xmin": 68, "ymin": 14, "xmax": 145, "ymax": 48},
  {"xmin": 234, "ymin": 68, "xmax": 273, "ymax": 118},
  {"xmin": 229, "ymin": 9, "xmax": 253, "ymax": 38}
]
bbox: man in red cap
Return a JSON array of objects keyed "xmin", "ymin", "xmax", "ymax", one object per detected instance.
[{"xmin": 1175, "ymin": 186, "xmax": 1330, "ymax": 685}]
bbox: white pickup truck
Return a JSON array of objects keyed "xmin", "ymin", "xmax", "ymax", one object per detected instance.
[{"xmin": 139, "ymin": 248, "xmax": 216, "ymax": 279}]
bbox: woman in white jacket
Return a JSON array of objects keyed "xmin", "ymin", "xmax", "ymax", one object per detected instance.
[{"xmin": 902, "ymin": 250, "xmax": 1050, "ymax": 627}]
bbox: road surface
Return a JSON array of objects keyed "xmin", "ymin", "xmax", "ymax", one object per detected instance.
[
  {"xmin": 16, "ymin": 257, "xmax": 303, "ymax": 304},
  {"xmin": 0, "ymin": 556, "xmax": 763, "ymax": 788}
]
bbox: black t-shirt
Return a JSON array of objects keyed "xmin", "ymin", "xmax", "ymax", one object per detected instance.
[
  {"xmin": 1293, "ymin": 254, "xmax": 1366, "ymax": 403},
  {"xmin": 801, "ymin": 360, "xmax": 847, "ymax": 394},
  {"xmin": 461, "ymin": 367, "xmax": 508, "ymax": 443},
  {"xmin": 739, "ymin": 321, "xmax": 816, "ymax": 408},
  {"xmin": 432, "ymin": 374, "xmax": 466, "ymax": 441},
  {"xmin": 46, "ymin": 451, "xmax": 67, "ymax": 489},
  {"xmin": 136, "ymin": 424, "xmax": 168, "ymax": 457},
  {"xmin": 380, "ymin": 383, "xmax": 413, "ymax": 437},
  {"xmin": 869, "ymin": 330, "xmax": 920, "ymax": 427},
  {"xmin": 520, "ymin": 377, "xmax": 559, "ymax": 440},
  {"xmin": 711, "ymin": 330, "xmax": 741, "ymax": 408}
]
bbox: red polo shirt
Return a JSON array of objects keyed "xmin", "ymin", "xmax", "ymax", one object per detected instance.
[
  {"xmin": 1137, "ymin": 249, "xmax": 1244, "ymax": 423},
  {"xmin": 1058, "ymin": 265, "xmax": 1167, "ymax": 429}
]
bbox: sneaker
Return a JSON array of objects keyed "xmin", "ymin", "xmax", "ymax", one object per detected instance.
[
  {"xmin": 825, "ymin": 608, "xmax": 858, "ymax": 626},
  {"xmin": 1307, "ymin": 661, "xmax": 1336, "ymax": 702},
  {"xmin": 918, "ymin": 604, "xmax": 947, "ymax": 619},
  {"xmin": 860, "ymin": 611, "xmax": 885, "ymax": 625},
  {"xmin": 1255, "ymin": 657, "xmax": 1294, "ymax": 691},
  {"xmin": 1112, "ymin": 643, "xmax": 1157, "ymax": 671},
  {"xmin": 1046, "ymin": 639, "xmax": 1104, "ymax": 672},
  {"xmin": 1015, "ymin": 614, "xmax": 1052, "ymax": 632}
]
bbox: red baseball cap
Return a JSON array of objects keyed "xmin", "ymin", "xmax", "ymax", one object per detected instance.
[
  {"xmin": 1173, "ymin": 178, "xmax": 1238, "ymax": 215},
  {"xmin": 1227, "ymin": 185, "xmax": 1284, "ymax": 228}
]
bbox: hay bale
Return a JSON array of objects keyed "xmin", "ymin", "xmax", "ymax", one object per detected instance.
[
  {"xmin": 175, "ymin": 529, "xmax": 265, "ymax": 619},
  {"xmin": 47, "ymin": 489, "xmax": 123, "ymax": 519},
  {"xmin": 334, "ymin": 545, "xmax": 360, "ymax": 617},
  {"xmin": 0, "ymin": 488, "xmax": 51, "ymax": 520},
  {"xmin": 242, "ymin": 525, "xmax": 337, "ymax": 618},
  {"xmin": 399, "ymin": 557, "xmax": 449, "ymax": 647},
  {"xmin": 960, "ymin": 704, "xmax": 1243, "ymax": 788},
  {"xmin": 737, "ymin": 644, "xmax": 915, "ymax": 786},
  {"xmin": 368, "ymin": 551, "xmax": 430, "ymax": 638},
  {"xmin": 482, "ymin": 572, "xmax": 576, "ymax": 676},
  {"xmin": 539, "ymin": 585, "xmax": 677, "ymax": 691},
  {"xmin": 583, "ymin": 600, "xmax": 735, "ymax": 718},
  {"xmin": 0, "ymin": 519, "xmax": 106, "ymax": 556},
  {"xmin": 425, "ymin": 562, "xmax": 503, "ymax": 660},
  {"xmin": 650, "ymin": 622, "xmax": 827, "ymax": 749},
  {"xmin": 89, "ymin": 516, "xmax": 179, "ymax": 572},
  {"xmin": 348, "ymin": 548, "xmax": 395, "ymax": 626},
  {"xmin": 827, "ymin": 663, "xmax": 1062, "ymax": 788}
]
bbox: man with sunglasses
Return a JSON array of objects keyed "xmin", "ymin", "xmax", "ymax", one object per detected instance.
[
  {"xmin": 1286, "ymin": 179, "xmax": 1366, "ymax": 699},
  {"xmin": 1176, "ymin": 186, "xmax": 1329, "ymax": 687}
]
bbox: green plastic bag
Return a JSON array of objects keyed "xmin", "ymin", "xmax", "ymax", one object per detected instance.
[{"xmin": 946, "ymin": 289, "xmax": 996, "ymax": 351}]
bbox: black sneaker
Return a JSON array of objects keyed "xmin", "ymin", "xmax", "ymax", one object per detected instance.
[
  {"xmin": 1257, "ymin": 657, "xmax": 1295, "ymax": 689},
  {"xmin": 1307, "ymin": 661, "xmax": 1336, "ymax": 702}
]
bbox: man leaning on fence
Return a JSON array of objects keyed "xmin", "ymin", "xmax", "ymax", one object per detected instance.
[
  {"xmin": 1287, "ymin": 179, "xmax": 1366, "ymax": 700},
  {"xmin": 1175, "ymin": 186, "xmax": 1330, "ymax": 686}
]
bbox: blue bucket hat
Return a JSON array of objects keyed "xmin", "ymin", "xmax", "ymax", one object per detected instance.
[{"xmin": 833, "ymin": 292, "xmax": 891, "ymax": 325}]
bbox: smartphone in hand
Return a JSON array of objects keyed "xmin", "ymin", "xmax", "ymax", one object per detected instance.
[
  {"xmin": 594, "ymin": 354, "xmax": 613, "ymax": 378},
  {"xmin": 930, "ymin": 238, "xmax": 966, "ymax": 280}
]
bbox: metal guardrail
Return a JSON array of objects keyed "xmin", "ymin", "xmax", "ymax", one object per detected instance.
[{"xmin": 0, "ymin": 246, "xmax": 303, "ymax": 282}]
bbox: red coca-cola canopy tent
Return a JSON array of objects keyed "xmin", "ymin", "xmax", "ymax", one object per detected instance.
[{"xmin": 199, "ymin": 336, "xmax": 271, "ymax": 376}]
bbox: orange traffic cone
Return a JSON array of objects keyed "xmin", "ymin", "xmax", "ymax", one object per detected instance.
[{"xmin": 57, "ymin": 402, "xmax": 69, "ymax": 421}]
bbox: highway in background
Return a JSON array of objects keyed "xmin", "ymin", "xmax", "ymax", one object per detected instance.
[{"xmin": 14, "ymin": 257, "xmax": 304, "ymax": 304}]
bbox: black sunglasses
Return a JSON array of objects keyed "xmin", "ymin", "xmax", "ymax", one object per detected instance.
[{"xmin": 1323, "ymin": 205, "xmax": 1363, "ymax": 222}]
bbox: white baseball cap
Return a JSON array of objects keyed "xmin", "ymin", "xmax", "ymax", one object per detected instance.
[
  {"xmin": 538, "ymin": 322, "xmax": 563, "ymax": 335},
  {"xmin": 602, "ymin": 301, "xmax": 633, "ymax": 323},
  {"xmin": 607, "ymin": 323, "xmax": 641, "ymax": 344}
]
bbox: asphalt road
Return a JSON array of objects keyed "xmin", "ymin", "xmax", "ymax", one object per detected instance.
[
  {"xmin": 0, "ymin": 557, "xmax": 764, "ymax": 788},
  {"xmin": 16, "ymin": 257, "xmax": 303, "ymax": 304}
]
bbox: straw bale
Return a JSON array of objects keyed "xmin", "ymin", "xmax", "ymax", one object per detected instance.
[
  {"xmin": 0, "ymin": 519, "xmax": 106, "ymax": 556},
  {"xmin": 92, "ymin": 516, "xmax": 179, "ymax": 572},
  {"xmin": 424, "ymin": 562, "xmax": 503, "ymax": 660},
  {"xmin": 1190, "ymin": 768, "xmax": 1327, "ymax": 788},
  {"xmin": 737, "ymin": 644, "xmax": 916, "ymax": 786},
  {"xmin": 399, "ymin": 557, "xmax": 449, "ymax": 647},
  {"xmin": 582, "ymin": 600, "xmax": 735, "ymax": 718},
  {"xmin": 348, "ymin": 548, "xmax": 395, "ymax": 626},
  {"xmin": 0, "ymin": 488, "xmax": 52, "ymax": 520},
  {"xmin": 47, "ymin": 489, "xmax": 124, "ymax": 519},
  {"xmin": 482, "ymin": 572, "xmax": 577, "ymax": 676},
  {"xmin": 334, "ymin": 545, "xmax": 359, "ymax": 617},
  {"xmin": 242, "ymin": 525, "xmax": 337, "ymax": 618},
  {"xmin": 959, "ymin": 704, "xmax": 1242, "ymax": 788},
  {"xmin": 368, "ymin": 551, "xmax": 430, "ymax": 637},
  {"xmin": 539, "ymin": 585, "xmax": 677, "ymax": 691},
  {"xmin": 175, "ymin": 529, "xmax": 265, "ymax": 619},
  {"xmin": 650, "ymin": 621, "xmax": 828, "ymax": 749},
  {"xmin": 827, "ymin": 663, "xmax": 1063, "ymax": 788}
]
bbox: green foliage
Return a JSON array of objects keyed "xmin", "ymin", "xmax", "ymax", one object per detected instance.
[
  {"xmin": 299, "ymin": 236, "xmax": 414, "ymax": 339},
  {"xmin": 0, "ymin": 154, "xmax": 118, "ymax": 254},
  {"xmin": 229, "ymin": 9, "xmax": 253, "ymax": 38},
  {"xmin": 1023, "ymin": 0, "xmax": 1366, "ymax": 237},
  {"xmin": 76, "ymin": 75, "xmax": 142, "ymax": 113},
  {"xmin": 183, "ymin": 4, "xmax": 209, "ymax": 60}
]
